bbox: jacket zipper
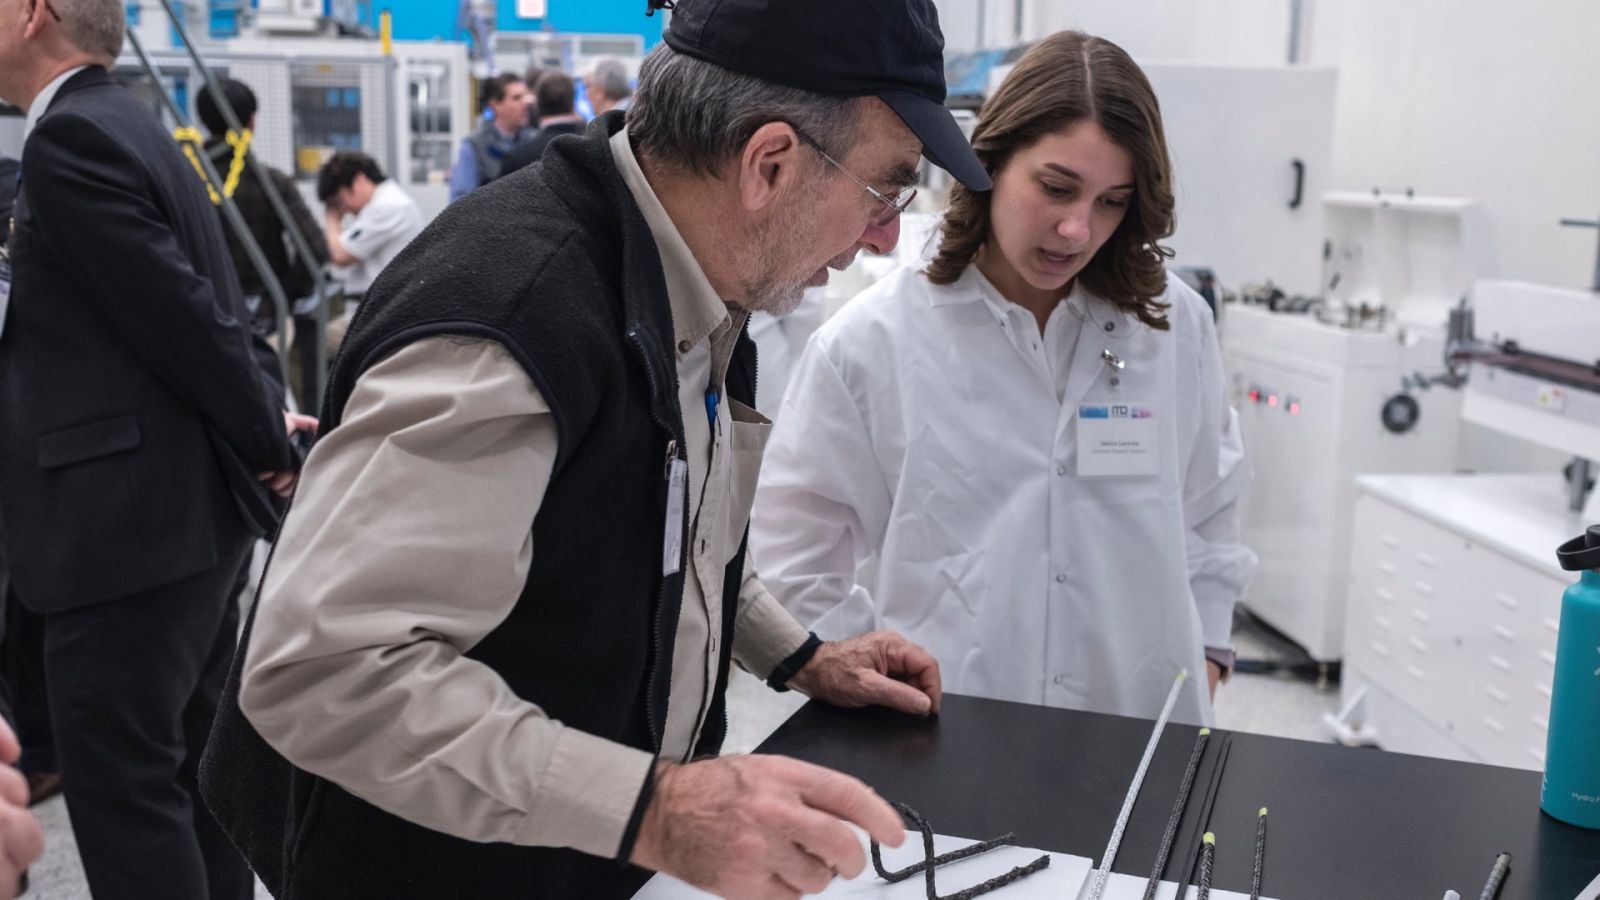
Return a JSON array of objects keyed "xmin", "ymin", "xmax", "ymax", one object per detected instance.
[{"xmin": 628, "ymin": 326, "xmax": 680, "ymax": 754}]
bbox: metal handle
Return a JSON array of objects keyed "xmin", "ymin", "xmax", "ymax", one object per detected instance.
[{"xmin": 1288, "ymin": 159, "xmax": 1305, "ymax": 209}]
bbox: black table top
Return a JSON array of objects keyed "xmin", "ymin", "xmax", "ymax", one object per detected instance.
[{"xmin": 755, "ymin": 694, "xmax": 1600, "ymax": 900}]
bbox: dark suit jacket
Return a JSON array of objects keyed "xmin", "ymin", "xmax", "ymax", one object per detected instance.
[
  {"xmin": 498, "ymin": 120, "xmax": 585, "ymax": 178},
  {"xmin": 1, "ymin": 67, "xmax": 292, "ymax": 612}
]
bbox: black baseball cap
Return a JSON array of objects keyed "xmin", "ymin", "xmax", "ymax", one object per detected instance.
[{"xmin": 656, "ymin": 0, "xmax": 992, "ymax": 191}]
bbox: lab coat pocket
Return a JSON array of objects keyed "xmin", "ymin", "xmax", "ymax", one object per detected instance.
[{"xmin": 721, "ymin": 399, "xmax": 772, "ymax": 564}]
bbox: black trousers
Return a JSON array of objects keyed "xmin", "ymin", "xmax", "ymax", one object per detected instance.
[
  {"xmin": 1, "ymin": 587, "xmax": 54, "ymax": 776},
  {"xmin": 42, "ymin": 542, "xmax": 254, "ymax": 900}
]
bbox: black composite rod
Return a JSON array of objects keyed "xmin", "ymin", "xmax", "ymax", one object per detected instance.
[
  {"xmin": 1141, "ymin": 727, "xmax": 1211, "ymax": 900},
  {"xmin": 1250, "ymin": 807, "xmax": 1267, "ymax": 900}
]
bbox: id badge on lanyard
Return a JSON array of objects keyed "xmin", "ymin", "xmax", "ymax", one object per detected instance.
[{"xmin": 0, "ymin": 242, "xmax": 12, "ymax": 342}]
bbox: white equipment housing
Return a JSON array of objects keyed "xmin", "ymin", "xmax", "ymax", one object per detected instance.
[
  {"xmin": 117, "ymin": 37, "xmax": 472, "ymax": 222},
  {"xmin": 1224, "ymin": 192, "xmax": 1495, "ymax": 662},
  {"xmin": 1337, "ymin": 280, "xmax": 1600, "ymax": 769}
]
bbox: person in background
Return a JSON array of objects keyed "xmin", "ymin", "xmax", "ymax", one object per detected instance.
[
  {"xmin": 523, "ymin": 64, "xmax": 559, "ymax": 124},
  {"xmin": 317, "ymin": 151, "xmax": 423, "ymax": 348},
  {"xmin": 200, "ymin": 0, "xmax": 990, "ymax": 895},
  {"xmin": 448, "ymin": 71, "xmax": 535, "ymax": 201},
  {"xmin": 583, "ymin": 57, "xmax": 634, "ymax": 116},
  {"xmin": 751, "ymin": 31, "xmax": 1258, "ymax": 728},
  {"xmin": 0, "ymin": 0, "xmax": 309, "ymax": 895},
  {"xmin": 197, "ymin": 77, "xmax": 330, "ymax": 409},
  {"xmin": 499, "ymin": 71, "xmax": 585, "ymax": 176}
]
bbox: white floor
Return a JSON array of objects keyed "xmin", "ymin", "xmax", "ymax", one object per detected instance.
[{"xmin": 23, "ymin": 615, "xmax": 1340, "ymax": 899}]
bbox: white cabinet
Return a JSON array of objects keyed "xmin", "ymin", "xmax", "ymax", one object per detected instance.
[{"xmin": 1344, "ymin": 483, "xmax": 1568, "ymax": 770}]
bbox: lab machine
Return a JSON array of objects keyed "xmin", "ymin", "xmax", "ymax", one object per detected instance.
[
  {"xmin": 1224, "ymin": 192, "xmax": 1496, "ymax": 666},
  {"xmin": 1334, "ymin": 278, "xmax": 1600, "ymax": 770}
]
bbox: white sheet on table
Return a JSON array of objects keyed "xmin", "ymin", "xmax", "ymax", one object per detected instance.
[
  {"xmin": 633, "ymin": 829, "xmax": 1090, "ymax": 898},
  {"xmin": 1081, "ymin": 868, "xmax": 1281, "ymax": 899},
  {"xmin": 633, "ymin": 830, "xmax": 1280, "ymax": 899}
]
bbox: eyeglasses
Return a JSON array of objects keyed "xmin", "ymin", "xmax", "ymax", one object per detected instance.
[
  {"xmin": 32, "ymin": 0, "xmax": 61, "ymax": 23},
  {"xmin": 791, "ymin": 125, "xmax": 917, "ymax": 227}
]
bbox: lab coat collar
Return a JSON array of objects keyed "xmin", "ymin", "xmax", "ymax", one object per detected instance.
[{"xmin": 924, "ymin": 262, "xmax": 1139, "ymax": 413}]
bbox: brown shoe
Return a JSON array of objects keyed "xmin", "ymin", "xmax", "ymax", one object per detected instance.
[{"xmin": 25, "ymin": 772, "xmax": 60, "ymax": 807}]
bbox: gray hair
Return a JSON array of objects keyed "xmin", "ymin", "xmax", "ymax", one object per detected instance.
[
  {"xmin": 588, "ymin": 57, "xmax": 633, "ymax": 101},
  {"xmin": 55, "ymin": 0, "xmax": 126, "ymax": 61},
  {"xmin": 628, "ymin": 44, "xmax": 861, "ymax": 180}
]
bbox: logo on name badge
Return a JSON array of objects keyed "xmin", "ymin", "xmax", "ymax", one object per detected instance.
[{"xmin": 1080, "ymin": 404, "xmax": 1156, "ymax": 420}]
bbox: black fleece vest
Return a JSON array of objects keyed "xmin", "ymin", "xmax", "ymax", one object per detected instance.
[{"xmin": 200, "ymin": 113, "xmax": 755, "ymax": 899}]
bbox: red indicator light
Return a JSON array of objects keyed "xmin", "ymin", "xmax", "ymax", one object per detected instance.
[
  {"xmin": 1289, "ymin": 402, "xmax": 1301, "ymax": 416},
  {"xmin": 1267, "ymin": 394, "xmax": 1279, "ymax": 408},
  {"xmin": 1248, "ymin": 389, "xmax": 1261, "ymax": 403}
]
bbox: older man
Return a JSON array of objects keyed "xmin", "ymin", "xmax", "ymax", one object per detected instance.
[
  {"xmin": 585, "ymin": 56, "xmax": 634, "ymax": 115},
  {"xmin": 0, "ymin": 0, "xmax": 304, "ymax": 896},
  {"xmin": 201, "ymin": 0, "xmax": 990, "ymax": 898}
]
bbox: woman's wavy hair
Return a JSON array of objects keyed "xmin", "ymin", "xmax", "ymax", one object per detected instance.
[{"xmin": 927, "ymin": 31, "xmax": 1176, "ymax": 330}]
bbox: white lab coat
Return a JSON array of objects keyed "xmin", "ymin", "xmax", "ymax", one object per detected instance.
[{"xmin": 750, "ymin": 263, "xmax": 1257, "ymax": 725}]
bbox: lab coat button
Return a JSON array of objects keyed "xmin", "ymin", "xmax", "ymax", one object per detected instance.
[
  {"xmin": 1104, "ymin": 321, "xmax": 1115, "ymax": 332},
  {"xmin": 1053, "ymin": 674, "xmax": 1067, "ymax": 686},
  {"xmin": 1055, "ymin": 572, "xmax": 1067, "ymax": 583},
  {"xmin": 1056, "ymin": 464, "xmax": 1067, "ymax": 476},
  {"xmin": 678, "ymin": 339, "xmax": 692, "ymax": 353}
]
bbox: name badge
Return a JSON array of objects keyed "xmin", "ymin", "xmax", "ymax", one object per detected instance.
[
  {"xmin": 662, "ymin": 455, "xmax": 687, "ymax": 576},
  {"xmin": 1077, "ymin": 400, "xmax": 1159, "ymax": 477},
  {"xmin": 0, "ymin": 255, "xmax": 11, "ymax": 341}
]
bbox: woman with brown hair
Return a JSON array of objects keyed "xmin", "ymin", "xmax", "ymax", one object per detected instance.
[{"xmin": 750, "ymin": 31, "xmax": 1256, "ymax": 725}]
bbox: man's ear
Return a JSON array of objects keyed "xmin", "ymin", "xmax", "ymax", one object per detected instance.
[
  {"xmin": 735, "ymin": 121, "xmax": 805, "ymax": 214},
  {"xmin": 22, "ymin": 0, "xmax": 49, "ymax": 40}
]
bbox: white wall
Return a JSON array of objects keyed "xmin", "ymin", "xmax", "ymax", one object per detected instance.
[
  {"xmin": 1020, "ymin": 0, "xmax": 1290, "ymax": 63},
  {"xmin": 1011, "ymin": 0, "xmax": 1600, "ymax": 291},
  {"xmin": 1307, "ymin": 0, "xmax": 1600, "ymax": 290},
  {"xmin": 934, "ymin": 0, "xmax": 1024, "ymax": 52}
]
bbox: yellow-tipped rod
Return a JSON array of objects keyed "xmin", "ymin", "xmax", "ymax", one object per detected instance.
[
  {"xmin": 1141, "ymin": 727, "xmax": 1213, "ymax": 900},
  {"xmin": 1197, "ymin": 832, "xmax": 1217, "ymax": 900},
  {"xmin": 1250, "ymin": 807, "xmax": 1268, "ymax": 900}
]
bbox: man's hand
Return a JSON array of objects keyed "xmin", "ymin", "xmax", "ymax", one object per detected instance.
[
  {"xmin": 631, "ymin": 755, "xmax": 905, "ymax": 900},
  {"xmin": 0, "ymin": 720, "xmax": 44, "ymax": 900},
  {"xmin": 283, "ymin": 411, "xmax": 318, "ymax": 438},
  {"xmin": 257, "ymin": 412, "xmax": 320, "ymax": 498},
  {"xmin": 1206, "ymin": 660, "xmax": 1223, "ymax": 699},
  {"xmin": 787, "ymin": 631, "xmax": 941, "ymax": 717}
]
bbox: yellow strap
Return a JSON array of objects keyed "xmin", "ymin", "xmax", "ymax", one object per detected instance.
[
  {"xmin": 171, "ymin": 126, "xmax": 252, "ymax": 204},
  {"xmin": 220, "ymin": 128, "xmax": 252, "ymax": 201}
]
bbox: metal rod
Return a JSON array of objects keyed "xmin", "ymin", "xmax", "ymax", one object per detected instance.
[
  {"xmin": 155, "ymin": 0, "xmax": 336, "ymax": 406},
  {"xmin": 124, "ymin": 25, "xmax": 291, "ymax": 376}
]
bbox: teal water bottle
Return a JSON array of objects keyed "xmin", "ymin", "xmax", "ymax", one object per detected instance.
[{"xmin": 1545, "ymin": 525, "xmax": 1600, "ymax": 829}]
